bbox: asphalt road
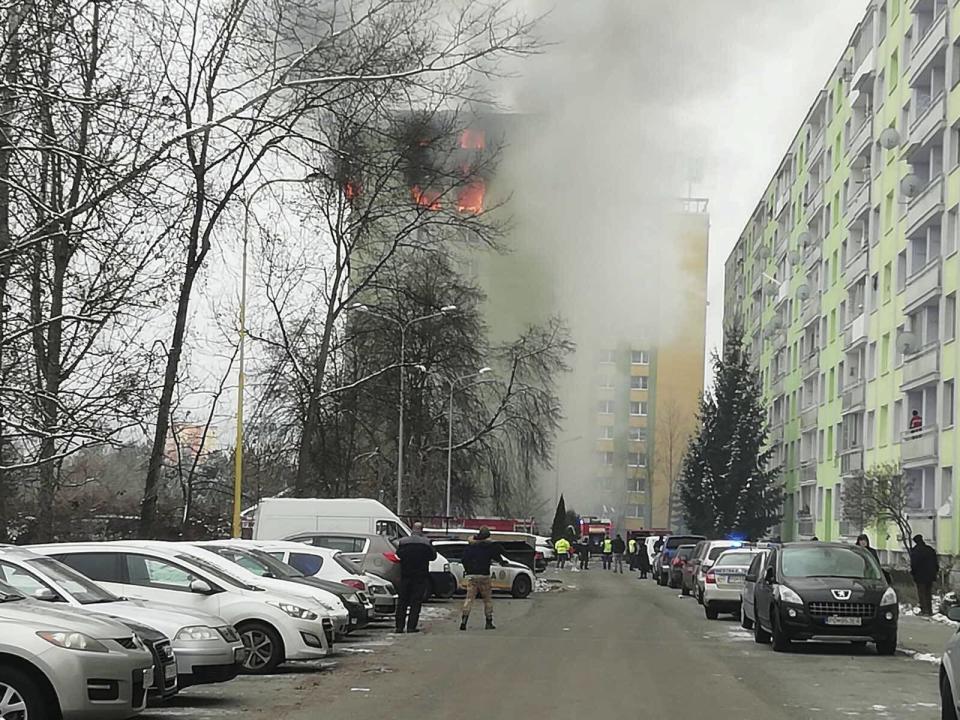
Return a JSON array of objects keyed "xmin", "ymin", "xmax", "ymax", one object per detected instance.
[{"xmin": 145, "ymin": 567, "xmax": 943, "ymax": 719}]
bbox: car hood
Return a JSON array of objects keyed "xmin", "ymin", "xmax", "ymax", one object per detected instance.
[
  {"xmin": 0, "ymin": 597, "xmax": 134, "ymax": 639},
  {"xmin": 89, "ymin": 600, "xmax": 229, "ymax": 636},
  {"xmin": 284, "ymin": 576, "xmax": 354, "ymax": 598},
  {"xmin": 784, "ymin": 576, "xmax": 889, "ymax": 599}
]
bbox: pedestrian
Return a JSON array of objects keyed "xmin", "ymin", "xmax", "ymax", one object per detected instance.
[
  {"xmin": 602, "ymin": 535, "xmax": 613, "ymax": 570},
  {"xmin": 612, "ymin": 534, "xmax": 626, "ymax": 574},
  {"xmin": 578, "ymin": 535, "xmax": 591, "ymax": 570},
  {"xmin": 910, "ymin": 409, "xmax": 923, "ymax": 434},
  {"xmin": 554, "ymin": 536, "xmax": 571, "ymax": 570},
  {"xmin": 627, "ymin": 537, "xmax": 638, "ymax": 571},
  {"xmin": 637, "ymin": 542, "xmax": 651, "ymax": 579},
  {"xmin": 856, "ymin": 533, "xmax": 880, "ymax": 563},
  {"xmin": 395, "ymin": 522, "xmax": 437, "ymax": 634},
  {"xmin": 460, "ymin": 527, "xmax": 509, "ymax": 631},
  {"xmin": 653, "ymin": 535, "xmax": 665, "ymax": 554},
  {"xmin": 910, "ymin": 534, "xmax": 939, "ymax": 617}
]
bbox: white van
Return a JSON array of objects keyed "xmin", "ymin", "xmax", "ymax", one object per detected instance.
[{"xmin": 254, "ymin": 498, "xmax": 409, "ymax": 542}]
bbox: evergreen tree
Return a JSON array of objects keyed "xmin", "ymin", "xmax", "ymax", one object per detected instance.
[
  {"xmin": 550, "ymin": 495, "xmax": 568, "ymax": 541},
  {"xmin": 679, "ymin": 322, "xmax": 783, "ymax": 540}
]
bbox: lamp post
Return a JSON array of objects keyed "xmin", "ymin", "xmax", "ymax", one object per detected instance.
[
  {"xmin": 233, "ymin": 173, "xmax": 321, "ymax": 539},
  {"xmin": 350, "ymin": 303, "xmax": 457, "ymax": 515},
  {"xmin": 442, "ymin": 367, "xmax": 493, "ymax": 518}
]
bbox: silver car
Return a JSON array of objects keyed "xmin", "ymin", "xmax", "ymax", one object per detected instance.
[
  {"xmin": 940, "ymin": 606, "xmax": 960, "ymax": 718},
  {"xmin": 0, "ymin": 545, "xmax": 245, "ymax": 688},
  {"xmin": 0, "ymin": 580, "xmax": 154, "ymax": 720}
]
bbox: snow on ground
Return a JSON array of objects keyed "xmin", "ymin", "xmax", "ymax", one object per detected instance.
[
  {"xmin": 419, "ymin": 605, "xmax": 455, "ymax": 620},
  {"xmin": 536, "ymin": 577, "xmax": 577, "ymax": 593},
  {"xmin": 900, "ymin": 648, "xmax": 941, "ymax": 664}
]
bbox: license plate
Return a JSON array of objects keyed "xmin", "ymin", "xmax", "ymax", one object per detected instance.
[
  {"xmin": 165, "ymin": 663, "xmax": 178, "ymax": 681},
  {"xmin": 825, "ymin": 616, "xmax": 862, "ymax": 626}
]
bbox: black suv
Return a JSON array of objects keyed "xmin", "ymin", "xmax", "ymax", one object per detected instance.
[{"xmin": 751, "ymin": 542, "xmax": 898, "ymax": 654}]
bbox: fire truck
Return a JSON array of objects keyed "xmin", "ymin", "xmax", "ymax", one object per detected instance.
[{"xmin": 578, "ymin": 516, "xmax": 614, "ymax": 553}]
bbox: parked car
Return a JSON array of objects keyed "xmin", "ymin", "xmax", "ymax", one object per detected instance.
[
  {"xmin": 32, "ymin": 542, "xmax": 337, "ymax": 673},
  {"xmin": 940, "ymin": 605, "xmax": 960, "ymax": 719},
  {"xmin": 751, "ymin": 542, "xmax": 898, "ymax": 654},
  {"xmin": 0, "ymin": 544, "xmax": 244, "ymax": 689},
  {"xmin": 285, "ymin": 531, "xmax": 458, "ymax": 600},
  {"xmin": 0, "ymin": 579, "xmax": 154, "ymax": 719},
  {"xmin": 690, "ymin": 540, "xmax": 750, "ymax": 603},
  {"xmin": 680, "ymin": 551, "xmax": 698, "ymax": 596},
  {"xmin": 535, "ymin": 535, "xmax": 556, "ymax": 566},
  {"xmin": 432, "ymin": 540, "xmax": 535, "ymax": 599},
  {"xmin": 656, "ymin": 535, "xmax": 706, "ymax": 586},
  {"xmin": 195, "ymin": 541, "xmax": 372, "ymax": 633},
  {"xmin": 667, "ymin": 544, "xmax": 696, "ymax": 589},
  {"xmin": 246, "ymin": 540, "xmax": 398, "ymax": 619},
  {"xmin": 739, "ymin": 548, "xmax": 772, "ymax": 630},
  {"xmin": 702, "ymin": 547, "xmax": 765, "ymax": 620}
]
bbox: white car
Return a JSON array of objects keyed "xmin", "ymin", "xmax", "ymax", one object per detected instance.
[
  {"xmin": 31, "ymin": 542, "xmax": 336, "ymax": 673},
  {"xmin": 0, "ymin": 545, "xmax": 244, "ymax": 688},
  {"xmin": 433, "ymin": 540, "xmax": 534, "ymax": 599},
  {"xmin": 236, "ymin": 540, "xmax": 399, "ymax": 619},
  {"xmin": 702, "ymin": 547, "xmax": 766, "ymax": 620},
  {"xmin": 691, "ymin": 540, "xmax": 750, "ymax": 603}
]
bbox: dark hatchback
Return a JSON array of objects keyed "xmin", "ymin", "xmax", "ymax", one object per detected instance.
[
  {"xmin": 667, "ymin": 545, "xmax": 696, "ymax": 589},
  {"xmin": 657, "ymin": 535, "xmax": 706, "ymax": 586},
  {"xmin": 752, "ymin": 542, "xmax": 898, "ymax": 654}
]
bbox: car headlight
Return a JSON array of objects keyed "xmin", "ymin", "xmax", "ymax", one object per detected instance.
[
  {"xmin": 37, "ymin": 631, "xmax": 109, "ymax": 653},
  {"xmin": 775, "ymin": 585, "xmax": 803, "ymax": 605},
  {"xmin": 267, "ymin": 601, "xmax": 318, "ymax": 620},
  {"xmin": 344, "ymin": 593, "xmax": 360, "ymax": 604},
  {"xmin": 881, "ymin": 587, "xmax": 898, "ymax": 606},
  {"xmin": 176, "ymin": 625, "xmax": 219, "ymax": 641}
]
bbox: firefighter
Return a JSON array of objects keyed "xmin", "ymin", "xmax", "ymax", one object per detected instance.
[
  {"xmin": 554, "ymin": 536, "xmax": 571, "ymax": 569},
  {"xmin": 601, "ymin": 535, "xmax": 613, "ymax": 570}
]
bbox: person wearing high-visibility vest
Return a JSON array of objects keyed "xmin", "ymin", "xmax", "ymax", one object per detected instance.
[
  {"xmin": 554, "ymin": 537, "xmax": 571, "ymax": 569},
  {"xmin": 601, "ymin": 536, "xmax": 613, "ymax": 570},
  {"xmin": 627, "ymin": 537, "xmax": 638, "ymax": 570}
]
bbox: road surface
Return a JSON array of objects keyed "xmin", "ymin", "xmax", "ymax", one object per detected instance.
[{"xmin": 146, "ymin": 566, "xmax": 942, "ymax": 719}]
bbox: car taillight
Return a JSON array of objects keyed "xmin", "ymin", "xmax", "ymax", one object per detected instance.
[
  {"xmin": 672, "ymin": 557, "xmax": 684, "ymax": 567},
  {"xmin": 705, "ymin": 571, "xmax": 716, "ymax": 584},
  {"xmin": 383, "ymin": 552, "xmax": 400, "ymax": 564},
  {"xmin": 535, "ymin": 551, "xmax": 544, "ymax": 560},
  {"xmin": 341, "ymin": 579, "xmax": 366, "ymax": 591}
]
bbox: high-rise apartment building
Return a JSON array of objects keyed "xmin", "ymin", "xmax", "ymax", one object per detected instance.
[{"xmin": 724, "ymin": 0, "xmax": 959, "ymax": 553}]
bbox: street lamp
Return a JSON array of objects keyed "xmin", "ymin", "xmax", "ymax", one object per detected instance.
[
  {"xmin": 233, "ymin": 173, "xmax": 321, "ymax": 539},
  {"xmin": 442, "ymin": 367, "xmax": 493, "ymax": 518},
  {"xmin": 349, "ymin": 303, "xmax": 457, "ymax": 515}
]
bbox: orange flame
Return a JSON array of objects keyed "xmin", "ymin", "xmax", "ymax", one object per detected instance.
[
  {"xmin": 457, "ymin": 180, "xmax": 485, "ymax": 214},
  {"xmin": 460, "ymin": 128, "xmax": 485, "ymax": 150},
  {"xmin": 411, "ymin": 185, "xmax": 441, "ymax": 211}
]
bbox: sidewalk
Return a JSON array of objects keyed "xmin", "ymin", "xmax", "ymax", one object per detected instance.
[{"xmin": 898, "ymin": 612, "xmax": 956, "ymax": 660}]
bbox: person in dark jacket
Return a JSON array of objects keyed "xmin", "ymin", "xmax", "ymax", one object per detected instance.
[
  {"xmin": 910, "ymin": 534, "xmax": 939, "ymax": 616},
  {"xmin": 653, "ymin": 535, "xmax": 665, "ymax": 554},
  {"xmin": 856, "ymin": 534, "xmax": 880, "ymax": 563},
  {"xmin": 395, "ymin": 522, "xmax": 437, "ymax": 633},
  {"xmin": 459, "ymin": 527, "xmax": 508, "ymax": 630},
  {"xmin": 637, "ymin": 543, "xmax": 651, "ymax": 579},
  {"xmin": 611, "ymin": 534, "xmax": 626, "ymax": 574},
  {"xmin": 577, "ymin": 535, "xmax": 591, "ymax": 570}
]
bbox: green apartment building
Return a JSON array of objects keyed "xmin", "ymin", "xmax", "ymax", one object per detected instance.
[{"xmin": 723, "ymin": 0, "xmax": 960, "ymax": 554}]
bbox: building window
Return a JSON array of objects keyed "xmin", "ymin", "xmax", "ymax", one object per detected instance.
[
  {"xmin": 599, "ymin": 374, "xmax": 615, "ymax": 389},
  {"xmin": 600, "ymin": 350, "xmax": 616, "ymax": 364},
  {"xmin": 626, "ymin": 477, "xmax": 646, "ymax": 493},
  {"xmin": 948, "ymin": 206, "xmax": 959, "ymax": 254},
  {"xmin": 945, "ymin": 381, "xmax": 955, "ymax": 428},
  {"xmin": 881, "ymin": 333, "xmax": 890, "ymax": 373},
  {"xmin": 599, "ymin": 425, "xmax": 614, "ymax": 440},
  {"xmin": 629, "ymin": 428, "xmax": 647, "ymax": 442},
  {"xmin": 816, "ymin": 486, "xmax": 824, "ymax": 520},
  {"xmin": 630, "ymin": 375, "xmax": 649, "ymax": 390},
  {"xmin": 626, "ymin": 504, "xmax": 643, "ymax": 519},
  {"xmin": 630, "ymin": 401, "xmax": 648, "ymax": 417},
  {"xmin": 600, "ymin": 451, "xmax": 614, "ymax": 466},
  {"xmin": 947, "ymin": 294, "xmax": 957, "ymax": 342},
  {"xmin": 598, "ymin": 400, "xmax": 614, "ymax": 415},
  {"xmin": 896, "ymin": 251, "xmax": 906, "ymax": 292},
  {"xmin": 631, "ymin": 350, "xmax": 649, "ymax": 365},
  {"xmin": 866, "ymin": 410, "xmax": 875, "ymax": 449},
  {"xmin": 627, "ymin": 452, "xmax": 647, "ymax": 468},
  {"xmin": 942, "ymin": 467, "xmax": 953, "ymax": 507}
]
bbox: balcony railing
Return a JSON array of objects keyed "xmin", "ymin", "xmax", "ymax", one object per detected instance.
[
  {"xmin": 800, "ymin": 461, "xmax": 817, "ymax": 484},
  {"xmin": 904, "ymin": 258, "xmax": 942, "ymax": 313},
  {"xmin": 806, "ymin": 185, "xmax": 824, "ymax": 217},
  {"xmin": 800, "ymin": 404, "xmax": 819, "ymax": 431},
  {"xmin": 907, "ymin": 93, "xmax": 945, "ymax": 154},
  {"xmin": 842, "ymin": 379, "xmax": 866, "ymax": 412},
  {"xmin": 901, "ymin": 424, "xmax": 939, "ymax": 467},
  {"xmin": 909, "ymin": 10, "xmax": 948, "ymax": 84},
  {"xmin": 801, "ymin": 350, "xmax": 820, "ymax": 377},
  {"xmin": 798, "ymin": 518, "xmax": 815, "ymax": 537},
  {"xmin": 902, "ymin": 342, "xmax": 940, "ymax": 390},
  {"xmin": 840, "ymin": 447, "xmax": 864, "ymax": 476},
  {"xmin": 844, "ymin": 313, "xmax": 868, "ymax": 349},
  {"xmin": 801, "ymin": 297, "xmax": 821, "ymax": 328},
  {"xmin": 844, "ymin": 246, "xmax": 869, "ymax": 286},
  {"xmin": 770, "ymin": 373, "xmax": 785, "ymax": 399},
  {"xmin": 851, "ymin": 48, "xmax": 875, "ymax": 93},
  {"xmin": 807, "ymin": 131, "xmax": 825, "ymax": 170},
  {"xmin": 905, "ymin": 175, "xmax": 944, "ymax": 238},
  {"xmin": 845, "ymin": 181, "xmax": 870, "ymax": 225}
]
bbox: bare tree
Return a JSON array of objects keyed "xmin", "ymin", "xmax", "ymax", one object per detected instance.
[{"xmin": 842, "ymin": 462, "xmax": 914, "ymax": 555}]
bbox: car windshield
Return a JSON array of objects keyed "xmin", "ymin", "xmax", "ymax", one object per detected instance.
[
  {"xmin": 780, "ymin": 546, "xmax": 883, "ymax": 580},
  {"xmin": 29, "ymin": 557, "xmax": 118, "ymax": 604},
  {"xmin": 714, "ymin": 552, "xmax": 755, "ymax": 567},
  {"xmin": 174, "ymin": 554, "xmax": 260, "ymax": 590},
  {"xmin": 708, "ymin": 545, "xmax": 740, "ymax": 561},
  {"xmin": 665, "ymin": 536, "xmax": 703, "ymax": 550}
]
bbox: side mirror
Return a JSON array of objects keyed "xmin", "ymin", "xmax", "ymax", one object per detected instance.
[
  {"xmin": 32, "ymin": 587, "xmax": 58, "ymax": 602},
  {"xmin": 189, "ymin": 579, "xmax": 213, "ymax": 594},
  {"xmin": 764, "ymin": 567, "xmax": 776, "ymax": 585},
  {"xmin": 948, "ymin": 606, "xmax": 960, "ymax": 623}
]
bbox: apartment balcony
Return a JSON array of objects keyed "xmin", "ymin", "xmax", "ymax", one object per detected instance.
[
  {"xmin": 800, "ymin": 460, "xmax": 817, "ymax": 484},
  {"xmin": 904, "ymin": 175, "xmax": 944, "ymax": 239},
  {"xmin": 798, "ymin": 517, "xmax": 815, "ymax": 537},
  {"xmin": 906, "ymin": 93, "xmax": 946, "ymax": 156},
  {"xmin": 800, "ymin": 404, "xmax": 819, "ymax": 431},
  {"xmin": 769, "ymin": 423, "xmax": 785, "ymax": 447},
  {"xmin": 851, "ymin": 48, "xmax": 875, "ymax": 93},
  {"xmin": 847, "ymin": 117, "xmax": 872, "ymax": 159},
  {"xmin": 801, "ymin": 351, "xmax": 820, "ymax": 378},
  {"xmin": 806, "ymin": 185, "xmax": 824, "ymax": 218},
  {"xmin": 845, "ymin": 182, "xmax": 870, "ymax": 228},
  {"xmin": 775, "ymin": 191, "xmax": 790, "ymax": 219},
  {"xmin": 841, "ymin": 379, "xmax": 866, "ymax": 413},
  {"xmin": 838, "ymin": 520, "xmax": 860, "ymax": 538},
  {"xmin": 807, "ymin": 131, "xmax": 825, "ymax": 170},
  {"xmin": 840, "ymin": 447, "xmax": 864, "ymax": 477},
  {"xmin": 844, "ymin": 245, "xmax": 869, "ymax": 286},
  {"xmin": 901, "ymin": 424, "xmax": 939, "ymax": 468},
  {"xmin": 904, "ymin": 258, "xmax": 942, "ymax": 314},
  {"xmin": 901, "ymin": 341, "xmax": 940, "ymax": 391},
  {"xmin": 843, "ymin": 313, "xmax": 868, "ymax": 350},
  {"xmin": 908, "ymin": 10, "xmax": 947, "ymax": 85},
  {"xmin": 769, "ymin": 373, "xmax": 785, "ymax": 399},
  {"xmin": 776, "ymin": 279, "xmax": 790, "ymax": 306}
]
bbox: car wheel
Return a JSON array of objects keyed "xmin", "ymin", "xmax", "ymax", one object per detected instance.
[
  {"xmin": 668, "ymin": 576, "xmax": 679, "ymax": 589},
  {"xmin": 704, "ymin": 602, "xmax": 719, "ymax": 620},
  {"xmin": 741, "ymin": 611, "xmax": 754, "ymax": 630},
  {"xmin": 512, "ymin": 574, "xmax": 533, "ymax": 599},
  {"xmin": 0, "ymin": 666, "xmax": 48, "ymax": 720},
  {"xmin": 876, "ymin": 633, "xmax": 897, "ymax": 656},
  {"xmin": 238, "ymin": 621, "xmax": 285, "ymax": 674},
  {"xmin": 754, "ymin": 614, "xmax": 771, "ymax": 644},
  {"xmin": 771, "ymin": 609, "xmax": 791, "ymax": 652},
  {"xmin": 942, "ymin": 668, "xmax": 959, "ymax": 720}
]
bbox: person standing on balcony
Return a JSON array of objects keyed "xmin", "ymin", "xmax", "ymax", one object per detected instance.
[{"xmin": 910, "ymin": 410, "xmax": 923, "ymax": 435}]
